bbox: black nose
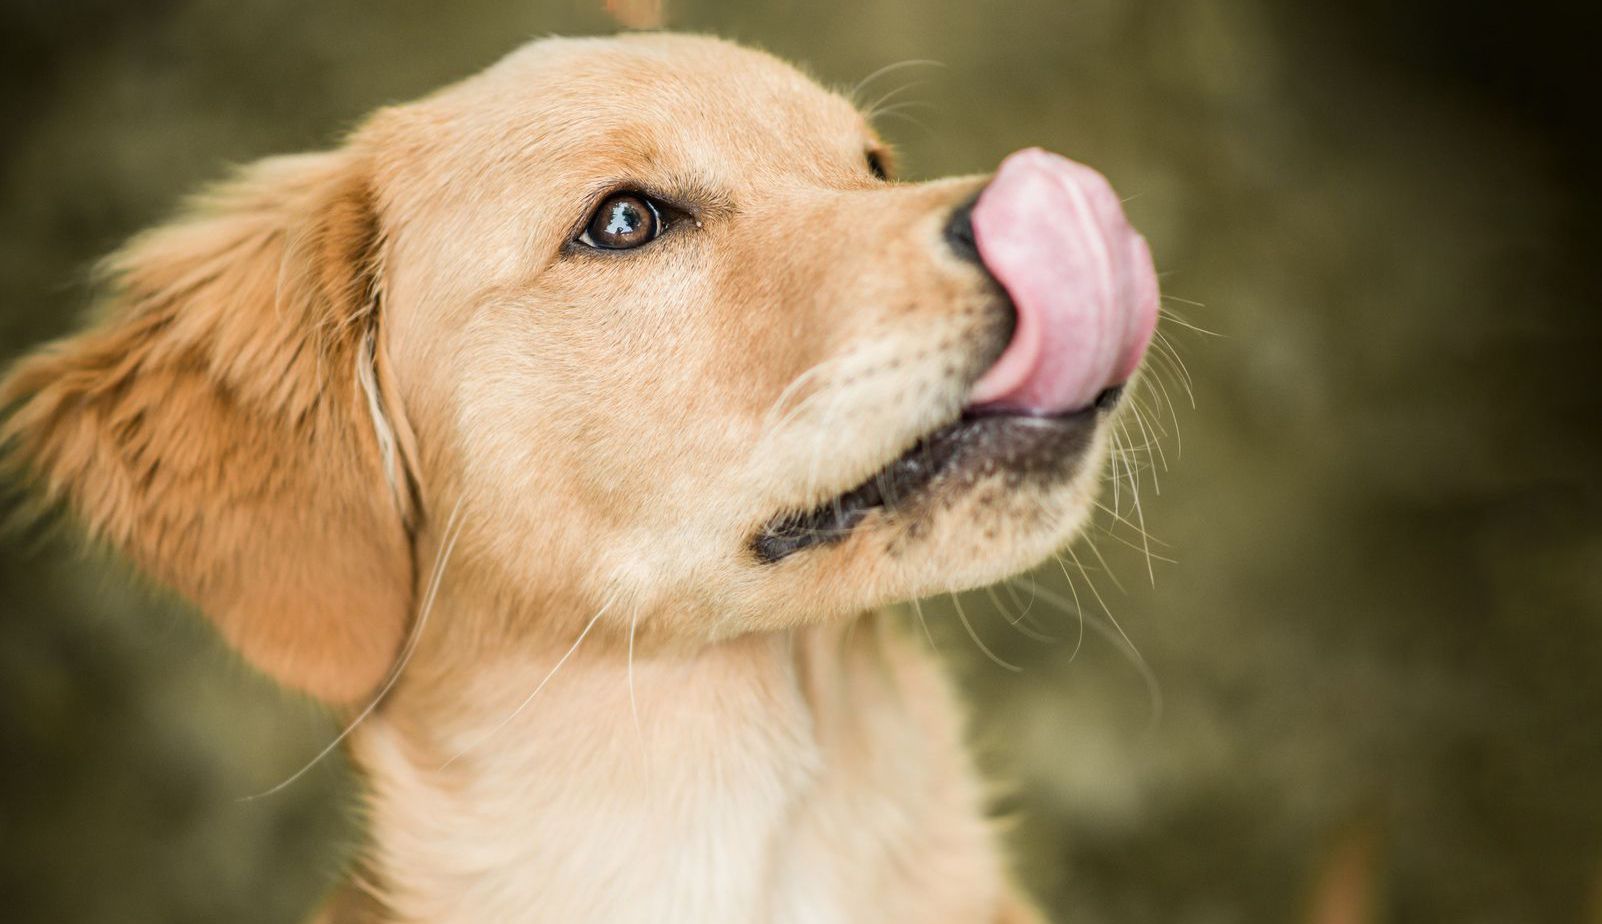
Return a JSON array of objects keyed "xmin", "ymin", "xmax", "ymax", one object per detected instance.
[
  {"xmin": 944, "ymin": 193, "xmax": 981, "ymax": 265},
  {"xmin": 944, "ymin": 190, "xmax": 1017, "ymax": 369}
]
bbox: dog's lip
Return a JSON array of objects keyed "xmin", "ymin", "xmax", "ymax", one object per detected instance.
[{"xmin": 749, "ymin": 385, "xmax": 1122, "ymax": 563}]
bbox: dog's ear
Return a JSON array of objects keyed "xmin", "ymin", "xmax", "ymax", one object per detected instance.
[{"xmin": 1, "ymin": 151, "xmax": 420, "ymax": 704}]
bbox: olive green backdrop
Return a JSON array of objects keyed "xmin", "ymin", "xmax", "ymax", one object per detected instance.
[{"xmin": 3, "ymin": 2, "xmax": 1599, "ymax": 922}]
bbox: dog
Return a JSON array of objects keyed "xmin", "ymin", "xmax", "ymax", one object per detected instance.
[{"xmin": 0, "ymin": 33, "xmax": 1158, "ymax": 924}]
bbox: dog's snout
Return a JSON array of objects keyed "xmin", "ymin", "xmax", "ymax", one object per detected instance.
[{"xmin": 944, "ymin": 194, "xmax": 981, "ymax": 265}]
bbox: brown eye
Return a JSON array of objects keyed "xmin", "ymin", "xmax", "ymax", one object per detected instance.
[{"xmin": 578, "ymin": 192, "xmax": 662, "ymax": 250}]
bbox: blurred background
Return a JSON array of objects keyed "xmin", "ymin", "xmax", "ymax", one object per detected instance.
[{"xmin": 3, "ymin": 1, "xmax": 1600, "ymax": 922}]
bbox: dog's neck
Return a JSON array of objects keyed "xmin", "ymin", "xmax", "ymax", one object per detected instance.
[{"xmin": 336, "ymin": 595, "xmax": 1012, "ymax": 924}]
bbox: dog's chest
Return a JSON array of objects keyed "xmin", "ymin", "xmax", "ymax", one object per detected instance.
[{"xmin": 354, "ymin": 620, "xmax": 1003, "ymax": 923}]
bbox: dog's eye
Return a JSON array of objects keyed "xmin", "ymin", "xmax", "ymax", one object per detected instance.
[
  {"xmin": 866, "ymin": 150, "xmax": 889, "ymax": 181},
  {"xmin": 578, "ymin": 192, "xmax": 662, "ymax": 250}
]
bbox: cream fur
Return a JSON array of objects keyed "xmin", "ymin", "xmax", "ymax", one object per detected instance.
[{"xmin": 0, "ymin": 33, "xmax": 1143, "ymax": 923}]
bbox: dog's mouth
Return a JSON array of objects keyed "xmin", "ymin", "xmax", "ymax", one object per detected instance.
[
  {"xmin": 751, "ymin": 385, "xmax": 1123, "ymax": 563},
  {"xmin": 750, "ymin": 148, "xmax": 1160, "ymax": 564}
]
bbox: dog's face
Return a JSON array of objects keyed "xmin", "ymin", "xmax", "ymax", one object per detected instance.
[
  {"xmin": 1, "ymin": 34, "xmax": 1156, "ymax": 700},
  {"xmin": 375, "ymin": 34, "xmax": 1155, "ymax": 636}
]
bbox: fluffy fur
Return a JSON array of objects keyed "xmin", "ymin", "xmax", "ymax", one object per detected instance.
[{"xmin": 1, "ymin": 34, "xmax": 1136, "ymax": 923}]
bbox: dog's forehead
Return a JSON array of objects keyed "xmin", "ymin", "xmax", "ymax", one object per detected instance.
[
  {"xmin": 367, "ymin": 35, "xmax": 881, "ymax": 286},
  {"xmin": 471, "ymin": 35, "xmax": 871, "ymax": 181}
]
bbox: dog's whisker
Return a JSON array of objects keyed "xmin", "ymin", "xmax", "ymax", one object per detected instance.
[
  {"xmin": 1090, "ymin": 500, "xmax": 1172, "ymax": 549},
  {"xmin": 1156, "ymin": 293, "xmax": 1223, "ymax": 335},
  {"xmin": 848, "ymin": 59, "xmax": 944, "ymax": 105},
  {"xmin": 1011, "ymin": 574, "xmax": 1060, "ymax": 640},
  {"xmin": 1146, "ymin": 344, "xmax": 1196, "ymax": 413},
  {"xmin": 868, "ymin": 100, "xmax": 937, "ymax": 118},
  {"xmin": 1126, "ymin": 398, "xmax": 1165, "ymax": 491},
  {"xmin": 1047, "ymin": 560, "xmax": 1089, "ymax": 664},
  {"xmin": 759, "ymin": 352, "xmax": 852, "ymax": 428},
  {"xmin": 801, "ymin": 394, "xmax": 847, "ymax": 507},
  {"xmin": 1127, "ymin": 384, "xmax": 1171, "ymax": 438},
  {"xmin": 870, "ymin": 109, "xmax": 937, "ymax": 135},
  {"xmin": 438, "ymin": 587, "xmax": 623, "ymax": 771},
  {"xmin": 626, "ymin": 602, "xmax": 651, "ymax": 769},
  {"xmin": 797, "ymin": 374, "xmax": 864, "ymax": 511},
  {"xmin": 1156, "ymin": 308, "xmax": 1224, "ymax": 338},
  {"xmin": 1108, "ymin": 427, "xmax": 1124, "ymax": 513},
  {"xmin": 1120, "ymin": 421, "xmax": 1144, "ymax": 520},
  {"xmin": 910, "ymin": 596, "xmax": 940, "ymax": 651},
  {"xmin": 1138, "ymin": 364, "xmax": 1186, "ymax": 460},
  {"xmin": 240, "ymin": 496, "xmax": 467, "ymax": 801},
  {"xmin": 1090, "ymin": 517, "xmax": 1179, "ymax": 563},
  {"xmin": 756, "ymin": 350, "xmax": 911, "ymax": 454},
  {"xmin": 1113, "ymin": 416, "xmax": 1156, "ymax": 585},
  {"xmin": 1130, "ymin": 385, "xmax": 1175, "ymax": 469},
  {"xmin": 1150, "ymin": 330, "xmax": 1197, "ymax": 401},
  {"xmin": 1062, "ymin": 542, "xmax": 1120, "ymax": 634},
  {"xmin": 949, "ymin": 591, "xmax": 1022, "ymax": 672},
  {"xmin": 752, "ymin": 384, "xmax": 842, "ymax": 459},
  {"xmin": 758, "ymin": 359, "xmax": 895, "ymax": 507},
  {"xmin": 1078, "ymin": 532, "xmax": 1129, "ymax": 597},
  {"xmin": 985, "ymin": 584, "xmax": 1056, "ymax": 643},
  {"xmin": 863, "ymin": 81, "xmax": 928, "ymax": 119},
  {"xmin": 1045, "ymin": 556, "xmax": 1162, "ymax": 727},
  {"xmin": 1109, "ymin": 439, "xmax": 1160, "ymax": 461},
  {"xmin": 1000, "ymin": 575, "xmax": 1037, "ymax": 620}
]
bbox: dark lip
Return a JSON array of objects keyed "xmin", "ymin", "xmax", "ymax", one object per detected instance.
[{"xmin": 750, "ymin": 384, "xmax": 1124, "ymax": 563}]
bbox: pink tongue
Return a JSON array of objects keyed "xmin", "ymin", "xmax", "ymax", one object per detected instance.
[{"xmin": 967, "ymin": 148, "xmax": 1158, "ymax": 414}]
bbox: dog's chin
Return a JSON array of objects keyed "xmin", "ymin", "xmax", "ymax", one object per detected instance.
[{"xmin": 750, "ymin": 385, "xmax": 1124, "ymax": 587}]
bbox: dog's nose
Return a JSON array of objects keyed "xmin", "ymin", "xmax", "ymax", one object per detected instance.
[
  {"xmin": 944, "ymin": 194, "xmax": 981, "ymax": 265},
  {"xmin": 965, "ymin": 148, "xmax": 1159, "ymax": 415}
]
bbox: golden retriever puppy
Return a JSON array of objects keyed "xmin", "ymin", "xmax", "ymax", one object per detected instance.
[{"xmin": 1, "ymin": 33, "xmax": 1157, "ymax": 924}]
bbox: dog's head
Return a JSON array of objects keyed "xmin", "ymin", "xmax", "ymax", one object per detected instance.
[{"xmin": 1, "ymin": 34, "xmax": 1156, "ymax": 702}]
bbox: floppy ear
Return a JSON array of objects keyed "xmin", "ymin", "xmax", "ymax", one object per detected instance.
[{"xmin": 0, "ymin": 151, "xmax": 420, "ymax": 704}]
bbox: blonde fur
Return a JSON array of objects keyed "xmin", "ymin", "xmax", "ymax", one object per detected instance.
[{"xmin": 0, "ymin": 34, "xmax": 1139, "ymax": 923}]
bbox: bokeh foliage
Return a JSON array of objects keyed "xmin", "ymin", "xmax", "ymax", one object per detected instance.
[{"xmin": 2, "ymin": 1, "xmax": 1599, "ymax": 922}]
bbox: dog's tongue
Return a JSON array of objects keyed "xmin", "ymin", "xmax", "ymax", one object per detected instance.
[{"xmin": 967, "ymin": 148, "xmax": 1158, "ymax": 414}]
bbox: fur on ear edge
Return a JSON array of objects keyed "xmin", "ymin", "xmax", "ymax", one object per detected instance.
[{"xmin": 0, "ymin": 151, "xmax": 421, "ymax": 704}]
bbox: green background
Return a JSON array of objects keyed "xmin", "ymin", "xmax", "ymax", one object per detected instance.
[{"xmin": 2, "ymin": 1, "xmax": 1599, "ymax": 922}]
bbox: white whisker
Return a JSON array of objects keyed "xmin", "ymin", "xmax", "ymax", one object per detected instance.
[
  {"xmin": 240, "ymin": 496, "xmax": 466, "ymax": 801},
  {"xmin": 1079, "ymin": 534, "xmax": 1129, "ymax": 596},
  {"xmin": 1090, "ymin": 505, "xmax": 1177, "ymax": 561},
  {"xmin": 759, "ymin": 353, "xmax": 849, "ymax": 428},
  {"xmin": 1113, "ymin": 416, "xmax": 1156, "ymax": 586},
  {"xmin": 1151, "ymin": 330, "xmax": 1197, "ymax": 401},
  {"xmin": 863, "ymin": 81, "xmax": 929, "ymax": 122},
  {"xmin": 626, "ymin": 602, "xmax": 651, "ymax": 769},
  {"xmin": 1047, "ymin": 561, "xmax": 1088, "ymax": 663},
  {"xmin": 439, "ymin": 587, "xmax": 622, "ymax": 771},
  {"xmin": 910, "ymin": 597, "xmax": 939, "ymax": 650},
  {"xmin": 950, "ymin": 592, "xmax": 1021, "ymax": 672},
  {"xmin": 848, "ymin": 59, "xmax": 944, "ymax": 105},
  {"xmin": 1038, "ymin": 565, "xmax": 1162, "ymax": 727},
  {"xmin": 1130, "ymin": 386, "xmax": 1174, "ymax": 471},
  {"xmin": 1127, "ymin": 398, "xmax": 1165, "ymax": 491},
  {"xmin": 986, "ymin": 584, "xmax": 1056, "ymax": 642}
]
